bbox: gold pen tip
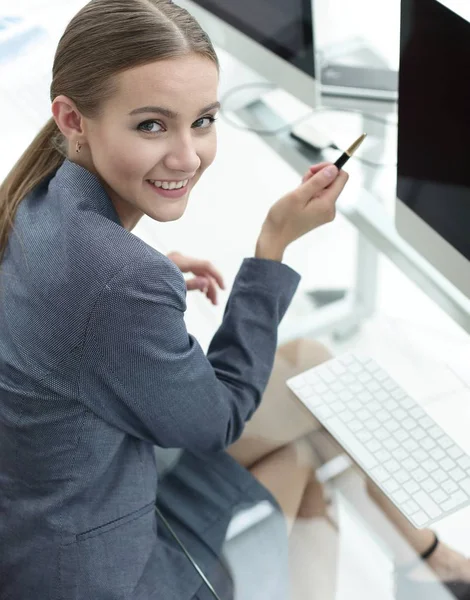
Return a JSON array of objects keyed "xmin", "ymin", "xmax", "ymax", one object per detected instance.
[{"xmin": 346, "ymin": 133, "xmax": 367, "ymax": 156}]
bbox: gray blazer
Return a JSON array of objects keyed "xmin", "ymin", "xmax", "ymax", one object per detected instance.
[{"xmin": 0, "ymin": 160, "xmax": 300, "ymax": 599}]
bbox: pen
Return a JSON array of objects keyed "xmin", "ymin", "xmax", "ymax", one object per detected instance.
[{"xmin": 334, "ymin": 133, "xmax": 367, "ymax": 170}]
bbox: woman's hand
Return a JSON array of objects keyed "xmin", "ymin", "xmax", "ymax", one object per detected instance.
[
  {"xmin": 256, "ymin": 162, "xmax": 349, "ymax": 261},
  {"xmin": 167, "ymin": 251, "xmax": 225, "ymax": 305}
]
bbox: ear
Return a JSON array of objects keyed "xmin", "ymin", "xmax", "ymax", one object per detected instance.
[{"xmin": 51, "ymin": 95, "xmax": 87, "ymax": 144}]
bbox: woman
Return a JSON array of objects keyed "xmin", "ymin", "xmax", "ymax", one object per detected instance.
[{"xmin": 0, "ymin": 1, "xmax": 468, "ymax": 598}]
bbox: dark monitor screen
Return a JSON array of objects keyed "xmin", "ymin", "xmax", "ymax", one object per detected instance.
[
  {"xmin": 397, "ymin": 0, "xmax": 470, "ymax": 262},
  {"xmin": 190, "ymin": 0, "xmax": 315, "ymax": 77}
]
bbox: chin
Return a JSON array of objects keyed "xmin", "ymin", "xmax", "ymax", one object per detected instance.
[{"xmin": 150, "ymin": 204, "xmax": 187, "ymax": 223}]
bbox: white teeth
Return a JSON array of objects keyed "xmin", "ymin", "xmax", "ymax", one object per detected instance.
[{"xmin": 149, "ymin": 179, "xmax": 188, "ymax": 190}]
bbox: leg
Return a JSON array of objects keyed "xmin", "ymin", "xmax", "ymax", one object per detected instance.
[
  {"xmin": 367, "ymin": 480, "xmax": 470, "ymax": 582},
  {"xmin": 248, "ymin": 437, "xmax": 321, "ymax": 534},
  {"xmin": 228, "ymin": 338, "xmax": 332, "ymax": 468}
]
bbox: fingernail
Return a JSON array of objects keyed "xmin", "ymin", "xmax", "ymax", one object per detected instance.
[{"xmin": 324, "ymin": 166, "xmax": 338, "ymax": 180}]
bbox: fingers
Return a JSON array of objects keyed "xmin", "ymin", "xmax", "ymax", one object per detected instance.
[
  {"xmin": 186, "ymin": 276, "xmax": 219, "ymax": 305},
  {"xmin": 186, "ymin": 276, "xmax": 209, "ymax": 292},
  {"xmin": 296, "ymin": 164, "xmax": 339, "ymax": 203},
  {"xmin": 205, "ymin": 276, "xmax": 218, "ymax": 305},
  {"xmin": 301, "ymin": 162, "xmax": 331, "ymax": 184},
  {"xmin": 306, "ymin": 169, "xmax": 349, "ymax": 222},
  {"xmin": 190, "ymin": 259, "xmax": 225, "ymax": 290}
]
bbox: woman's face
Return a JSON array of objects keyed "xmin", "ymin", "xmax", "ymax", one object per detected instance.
[{"xmin": 81, "ymin": 54, "xmax": 219, "ymax": 229}]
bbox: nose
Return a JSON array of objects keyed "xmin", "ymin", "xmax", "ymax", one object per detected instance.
[{"xmin": 163, "ymin": 132, "xmax": 201, "ymax": 174}]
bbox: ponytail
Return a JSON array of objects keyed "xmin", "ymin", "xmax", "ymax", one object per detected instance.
[{"xmin": 0, "ymin": 117, "xmax": 65, "ymax": 262}]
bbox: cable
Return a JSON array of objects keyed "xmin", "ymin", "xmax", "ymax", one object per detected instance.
[
  {"xmin": 219, "ymin": 82, "xmax": 397, "ymax": 168},
  {"xmin": 155, "ymin": 506, "xmax": 224, "ymax": 600}
]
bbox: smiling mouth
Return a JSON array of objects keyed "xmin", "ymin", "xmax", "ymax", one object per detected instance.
[{"xmin": 147, "ymin": 179, "xmax": 189, "ymax": 190}]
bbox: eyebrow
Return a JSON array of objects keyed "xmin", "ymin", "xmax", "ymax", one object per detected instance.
[{"xmin": 128, "ymin": 102, "xmax": 220, "ymax": 118}]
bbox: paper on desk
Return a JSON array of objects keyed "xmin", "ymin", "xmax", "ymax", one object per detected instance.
[{"xmin": 335, "ymin": 491, "xmax": 395, "ymax": 600}]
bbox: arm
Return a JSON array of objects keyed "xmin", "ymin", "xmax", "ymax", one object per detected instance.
[{"xmin": 78, "ymin": 252, "xmax": 299, "ymax": 452}]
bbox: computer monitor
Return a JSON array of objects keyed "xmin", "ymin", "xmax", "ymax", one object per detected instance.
[
  {"xmin": 396, "ymin": 0, "xmax": 470, "ymax": 300},
  {"xmin": 176, "ymin": 0, "xmax": 320, "ymax": 110}
]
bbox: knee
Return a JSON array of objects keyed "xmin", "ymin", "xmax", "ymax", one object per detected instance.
[{"xmin": 278, "ymin": 337, "xmax": 333, "ymax": 371}]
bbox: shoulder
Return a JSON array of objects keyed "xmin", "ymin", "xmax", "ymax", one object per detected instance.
[{"xmin": 102, "ymin": 235, "xmax": 187, "ymax": 310}]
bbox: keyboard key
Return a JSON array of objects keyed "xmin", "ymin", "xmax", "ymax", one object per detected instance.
[
  {"xmin": 402, "ymin": 418, "xmax": 416, "ymax": 430},
  {"xmin": 374, "ymin": 369, "xmax": 388, "ymax": 382},
  {"xmin": 357, "ymin": 430, "xmax": 373, "ymax": 443},
  {"xmin": 392, "ymin": 388, "xmax": 407, "ymax": 400},
  {"xmin": 394, "ymin": 447, "xmax": 408, "ymax": 461},
  {"xmin": 376, "ymin": 427, "xmax": 390, "ymax": 441},
  {"xmin": 403, "ymin": 499, "xmax": 419, "ymax": 514},
  {"xmin": 376, "ymin": 449, "xmax": 391, "ymax": 463},
  {"xmin": 430, "ymin": 448, "xmax": 446, "ymax": 461},
  {"xmin": 404, "ymin": 481, "xmax": 420, "ymax": 494},
  {"xmin": 433, "ymin": 469, "xmax": 448, "ymax": 484},
  {"xmin": 410, "ymin": 406, "xmax": 426, "ymax": 419},
  {"xmin": 421, "ymin": 459, "xmax": 439, "ymax": 473},
  {"xmin": 316, "ymin": 406, "xmax": 333, "ymax": 420},
  {"xmin": 358, "ymin": 372, "xmax": 372, "ymax": 384},
  {"xmin": 403, "ymin": 458, "xmax": 419, "ymax": 471},
  {"xmin": 365, "ymin": 418, "xmax": 380, "ymax": 431},
  {"xmin": 376, "ymin": 409, "xmax": 390, "ymax": 422},
  {"xmin": 439, "ymin": 436, "xmax": 454, "ymax": 450},
  {"xmin": 422, "ymin": 478, "xmax": 438, "ymax": 493},
  {"xmin": 395, "ymin": 430, "xmax": 409, "ymax": 443},
  {"xmin": 330, "ymin": 362, "xmax": 346, "ymax": 375},
  {"xmin": 376, "ymin": 390, "xmax": 388, "ymax": 402},
  {"xmin": 442, "ymin": 491, "xmax": 468, "ymax": 513},
  {"xmin": 384, "ymin": 459, "xmax": 400, "ymax": 474},
  {"xmin": 401, "ymin": 396, "xmax": 416, "ymax": 410},
  {"xmin": 450, "ymin": 467, "xmax": 466, "ymax": 482},
  {"xmin": 410, "ymin": 510, "xmax": 429, "ymax": 527},
  {"xmin": 414, "ymin": 491, "xmax": 441, "ymax": 519},
  {"xmin": 431, "ymin": 489, "xmax": 448, "ymax": 504},
  {"xmin": 421, "ymin": 438, "xmax": 436, "ymax": 451},
  {"xmin": 371, "ymin": 466, "xmax": 389, "ymax": 483},
  {"xmin": 349, "ymin": 420, "xmax": 362, "ymax": 433},
  {"xmin": 413, "ymin": 449, "xmax": 428, "ymax": 463},
  {"xmin": 340, "ymin": 410, "xmax": 354, "ymax": 423},
  {"xmin": 411, "ymin": 468, "xmax": 427, "ymax": 483},
  {"xmin": 448, "ymin": 446, "xmax": 464, "ymax": 460},
  {"xmin": 439, "ymin": 458, "xmax": 456, "ymax": 472},
  {"xmin": 357, "ymin": 409, "xmax": 371, "ymax": 421},
  {"xmin": 442, "ymin": 480, "xmax": 459, "ymax": 494},
  {"xmin": 411, "ymin": 427, "xmax": 426, "ymax": 441},
  {"xmin": 339, "ymin": 391, "xmax": 354, "ymax": 403},
  {"xmin": 358, "ymin": 391, "xmax": 373, "ymax": 403},
  {"xmin": 384, "ymin": 479, "xmax": 399, "ymax": 493},
  {"xmin": 395, "ymin": 470, "xmax": 411, "ymax": 484},
  {"xmin": 384, "ymin": 399, "xmax": 399, "ymax": 411},
  {"xmin": 403, "ymin": 439, "xmax": 419, "ymax": 452},
  {"xmin": 459, "ymin": 478, "xmax": 470, "ymax": 495},
  {"xmin": 385, "ymin": 421, "xmax": 400, "ymax": 433},
  {"xmin": 319, "ymin": 369, "xmax": 336, "ymax": 383},
  {"xmin": 366, "ymin": 439, "xmax": 381, "ymax": 453},
  {"xmin": 325, "ymin": 417, "xmax": 378, "ymax": 469},
  {"xmin": 457, "ymin": 456, "xmax": 470, "ymax": 470},
  {"xmin": 384, "ymin": 438, "xmax": 400, "ymax": 451},
  {"xmin": 393, "ymin": 489, "xmax": 409, "ymax": 504}
]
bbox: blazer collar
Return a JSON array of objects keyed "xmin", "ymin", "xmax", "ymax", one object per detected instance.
[{"xmin": 52, "ymin": 159, "xmax": 123, "ymax": 227}]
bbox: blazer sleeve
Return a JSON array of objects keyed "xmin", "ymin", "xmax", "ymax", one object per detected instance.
[{"xmin": 78, "ymin": 254, "xmax": 300, "ymax": 451}]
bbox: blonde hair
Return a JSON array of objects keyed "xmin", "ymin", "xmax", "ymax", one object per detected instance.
[{"xmin": 0, "ymin": 0, "xmax": 218, "ymax": 261}]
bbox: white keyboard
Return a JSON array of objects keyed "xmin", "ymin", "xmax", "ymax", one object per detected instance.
[{"xmin": 287, "ymin": 353, "xmax": 470, "ymax": 528}]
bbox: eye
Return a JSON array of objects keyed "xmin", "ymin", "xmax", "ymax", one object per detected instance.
[
  {"xmin": 138, "ymin": 120, "xmax": 165, "ymax": 134},
  {"xmin": 192, "ymin": 115, "xmax": 218, "ymax": 129}
]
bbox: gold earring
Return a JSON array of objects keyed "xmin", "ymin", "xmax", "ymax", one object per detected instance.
[{"xmin": 75, "ymin": 141, "xmax": 82, "ymax": 154}]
